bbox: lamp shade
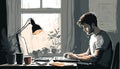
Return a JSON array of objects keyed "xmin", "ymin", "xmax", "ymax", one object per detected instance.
[{"xmin": 30, "ymin": 18, "xmax": 42, "ymax": 35}]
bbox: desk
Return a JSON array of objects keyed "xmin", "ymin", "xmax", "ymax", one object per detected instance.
[
  {"xmin": 0, "ymin": 63, "xmax": 77, "ymax": 69},
  {"xmin": 0, "ymin": 56, "xmax": 78, "ymax": 69}
]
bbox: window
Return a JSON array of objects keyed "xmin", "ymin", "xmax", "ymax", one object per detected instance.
[{"xmin": 7, "ymin": 0, "xmax": 74, "ymax": 58}]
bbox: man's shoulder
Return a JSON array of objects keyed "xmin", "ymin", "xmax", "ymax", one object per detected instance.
[
  {"xmin": 97, "ymin": 30, "xmax": 110, "ymax": 39},
  {"xmin": 98, "ymin": 30, "xmax": 107, "ymax": 35}
]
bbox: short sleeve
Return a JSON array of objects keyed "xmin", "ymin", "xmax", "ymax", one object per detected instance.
[{"xmin": 95, "ymin": 35, "xmax": 104, "ymax": 50}]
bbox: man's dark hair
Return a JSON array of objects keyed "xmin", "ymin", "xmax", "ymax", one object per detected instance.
[{"xmin": 78, "ymin": 12, "xmax": 97, "ymax": 27}]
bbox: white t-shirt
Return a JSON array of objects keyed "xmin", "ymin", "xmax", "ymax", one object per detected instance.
[
  {"xmin": 89, "ymin": 30, "xmax": 113, "ymax": 68},
  {"xmin": 89, "ymin": 34, "xmax": 104, "ymax": 55}
]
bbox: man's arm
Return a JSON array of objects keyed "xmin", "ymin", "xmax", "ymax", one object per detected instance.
[
  {"xmin": 77, "ymin": 50, "xmax": 99, "ymax": 60},
  {"xmin": 68, "ymin": 48, "xmax": 90, "ymax": 58},
  {"xmin": 77, "ymin": 48, "xmax": 90, "ymax": 57},
  {"xmin": 69, "ymin": 49, "xmax": 101, "ymax": 62}
]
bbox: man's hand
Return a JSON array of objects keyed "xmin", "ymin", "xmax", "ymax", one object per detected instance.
[{"xmin": 68, "ymin": 53, "xmax": 78, "ymax": 59}]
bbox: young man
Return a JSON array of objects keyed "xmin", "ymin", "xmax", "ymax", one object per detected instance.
[{"xmin": 68, "ymin": 12, "xmax": 113, "ymax": 69}]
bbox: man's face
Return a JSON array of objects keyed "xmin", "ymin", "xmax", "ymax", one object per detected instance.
[{"xmin": 80, "ymin": 24, "xmax": 94, "ymax": 35}]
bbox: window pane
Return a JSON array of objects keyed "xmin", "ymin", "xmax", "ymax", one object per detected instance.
[
  {"xmin": 42, "ymin": 0, "xmax": 61, "ymax": 8},
  {"xmin": 21, "ymin": 0, "xmax": 40, "ymax": 9},
  {"xmin": 21, "ymin": 14, "xmax": 61, "ymax": 58}
]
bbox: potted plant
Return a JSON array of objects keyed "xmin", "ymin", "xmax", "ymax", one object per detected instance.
[
  {"xmin": 50, "ymin": 46, "xmax": 58, "ymax": 54},
  {"xmin": 48, "ymin": 28, "xmax": 61, "ymax": 54},
  {"xmin": 1, "ymin": 28, "xmax": 17, "ymax": 64},
  {"xmin": 41, "ymin": 47, "xmax": 50, "ymax": 54},
  {"xmin": 6, "ymin": 36, "xmax": 18, "ymax": 64}
]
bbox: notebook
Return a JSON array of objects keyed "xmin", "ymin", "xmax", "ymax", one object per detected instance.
[
  {"xmin": 53, "ymin": 56, "xmax": 79, "ymax": 62},
  {"xmin": 34, "ymin": 57, "xmax": 53, "ymax": 62}
]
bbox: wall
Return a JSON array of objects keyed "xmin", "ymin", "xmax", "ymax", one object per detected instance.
[
  {"xmin": 0, "ymin": 0, "xmax": 7, "ymax": 64},
  {"xmin": 89, "ymin": 0, "xmax": 120, "ymax": 47}
]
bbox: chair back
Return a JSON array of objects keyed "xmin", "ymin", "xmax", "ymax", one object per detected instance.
[{"xmin": 111, "ymin": 42, "xmax": 119, "ymax": 69}]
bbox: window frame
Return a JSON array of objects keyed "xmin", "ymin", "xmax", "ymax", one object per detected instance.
[{"xmin": 7, "ymin": 0, "xmax": 74, "ymax": 56}]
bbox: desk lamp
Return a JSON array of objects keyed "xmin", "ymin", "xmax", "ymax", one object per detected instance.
[{"xmin": 16, "ymin": 18, "xmax": 42, "ymax": 53}]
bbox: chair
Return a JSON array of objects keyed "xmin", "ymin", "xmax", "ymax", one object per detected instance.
[{"xmin": 110, "ymin": 42, "xmax": 119, "ymax": 69}]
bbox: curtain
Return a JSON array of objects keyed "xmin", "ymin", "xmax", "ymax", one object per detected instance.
[
  {"xmin": 6, "ymin": 0, "xmax": 21, "ymax": 37},
  {"xmin": 6, "ymin": 0, "xmax": 20, "ymax": 53},
  {"xmin": 65, "ymin": 0, "xmax": 75, "ymax": 52},
  {"xmin": 0, "ymin": 0, "xmax": 7, "ymax": 64},
  {"xmin": 74, "ymin": 0, "xmax": 89, "ymax": 53}
]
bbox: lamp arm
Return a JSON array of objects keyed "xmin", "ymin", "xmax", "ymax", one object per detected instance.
[
  {"xmin": 15, "ymin": 23, "xmax": 30, "ymax": 53},
  {"xmin": 15, "ymin": 18, "xmax": 31, "ymax": 34},
  {"xmin": 16, "ymin": 33, "xmax": 22, "ymax": 53},
  {"xmin": 16, "ymin": 22, "xmax": 31, "ymax": 34},
  {"xmin": 8, "ymin": 22, "xmax": 30, "ymax": 39},
  {"xmin": 15, "ymin": 22, "xmax": 30, "ymax": 53},
  {"xmin": 15, "ymin": 18, "xmax": 31, "ymax": 53}
]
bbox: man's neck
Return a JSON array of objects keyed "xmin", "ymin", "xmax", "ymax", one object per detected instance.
[{"xmin": 93, "ymin": 27, "xmax": 100, "ymax": 35}]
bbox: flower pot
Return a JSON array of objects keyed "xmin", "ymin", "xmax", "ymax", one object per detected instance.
[
  {"xmin": 52, "ymin": 49, "xmax": 57, "ymax": 54},
  {"xmin": 6, "ymin": 54, "xmax": 15, "ymax": 64}
]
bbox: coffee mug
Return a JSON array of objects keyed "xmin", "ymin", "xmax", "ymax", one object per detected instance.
[
  {"xmin": 24, "ymin": 56, "xmax": 32, "ymax": 64},
  {"xmin": 16, "ymin": 53, "xmax": 23, "ymax": 64}
]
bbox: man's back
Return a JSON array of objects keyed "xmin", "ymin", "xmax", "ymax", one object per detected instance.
[{"xmin": 89, "ymin": 30, "xmax": 113, "ymax": 68}]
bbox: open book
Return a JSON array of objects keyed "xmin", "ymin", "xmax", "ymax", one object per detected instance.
[{"xmin": 53, "ymin": 56, "xmax": 79, "ymax": 62}]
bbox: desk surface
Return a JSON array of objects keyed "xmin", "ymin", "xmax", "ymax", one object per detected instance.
[
  {"xmin": 0, "ymin": 56, "xmax": 78, "ymax": 69},
  {"xmin": 0, "ymin": 66, "xmax": 77, "ymax": 69},
  {"xmin": 0, "ymin": 62, "xmax": 77, "ymax": 66},
  {"xmin": 0, "ymin": 63, "xmax": 77, "ymax": 69}
]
